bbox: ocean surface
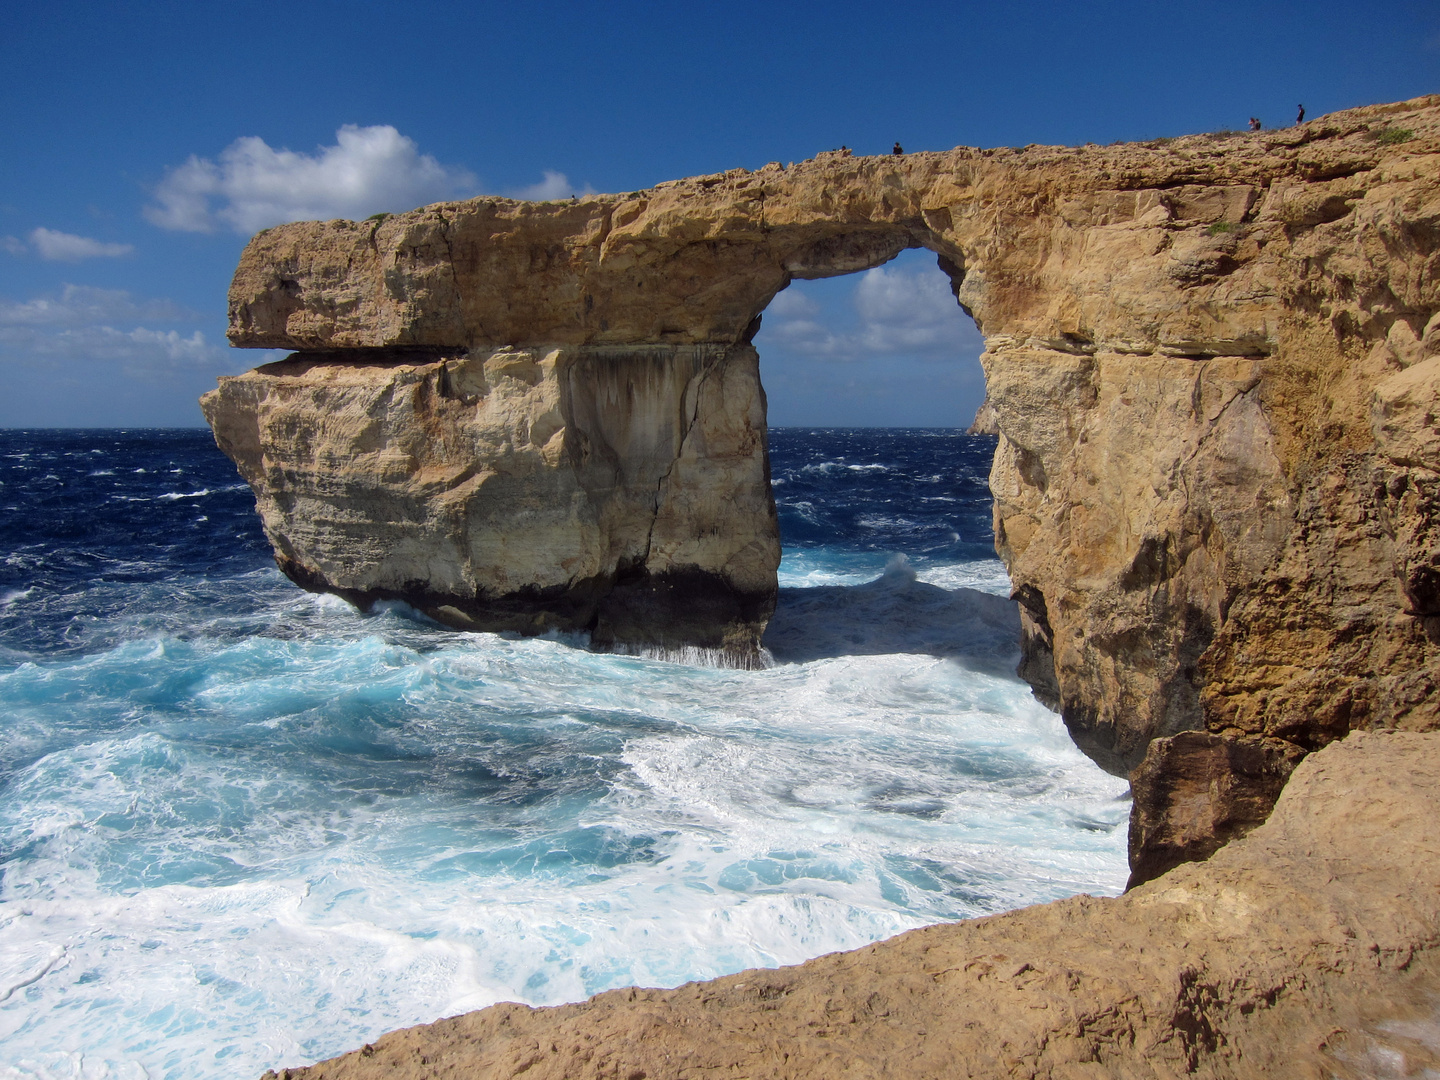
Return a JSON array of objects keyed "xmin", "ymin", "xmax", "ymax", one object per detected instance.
[{"xmin": 0, "ymin": 428, "xmax": 1130, "ymax": 1080}]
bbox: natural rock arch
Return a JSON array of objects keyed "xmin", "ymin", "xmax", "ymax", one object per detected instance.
[{"xmin": 205, "ymin": 97, "xmax": 1440, "ymax": 882}]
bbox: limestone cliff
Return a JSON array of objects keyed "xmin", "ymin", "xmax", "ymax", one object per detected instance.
[
  {"xmin": 203, "ymin": 343, "xmax": 777, "ymax": 660},
  {"xmin": 967, "ymin": 397, "xmax": 999, "ymax": 435},
  {"xmin": 208, "ymin": 95, "xmax": 1440, "ymax": 881}
]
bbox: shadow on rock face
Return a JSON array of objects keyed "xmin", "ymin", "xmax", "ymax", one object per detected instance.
[{"xmin": 761, "ymin": 559, "xmax": 1021, "ymax": 674}]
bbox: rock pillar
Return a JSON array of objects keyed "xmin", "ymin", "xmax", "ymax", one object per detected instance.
[{"xmin": 202, "ymin": 343, "xmax": 779, "ymax": 663}]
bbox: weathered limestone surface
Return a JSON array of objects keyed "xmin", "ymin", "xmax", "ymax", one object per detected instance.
[
  {"xmin": 204, "ymin": 344, "xmax": 777, "ymax": 658},
  {"xmin": 265, "ymin": 731, "xmax": 1440, "ymax": 1080},
  {"xmin": 967, "ymin": 396, "xmax": 1000, "ymax": 435},
  {"xmin": 209, "ymin": 96, "xmax": 1440, "ymax": 879}
]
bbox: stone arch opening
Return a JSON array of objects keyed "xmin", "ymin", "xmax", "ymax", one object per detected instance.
[
  {"xmin": 751, "ymin": 246, "xmax": 988, "ymax": 430},
  {"xmin": 742, "ymin": 242, "xmax": 1003, "ymax": 666}
]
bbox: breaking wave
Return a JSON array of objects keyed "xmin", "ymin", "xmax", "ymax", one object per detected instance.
[{"xmin": 0, "ymin": 429, "xmax": 1129, "ymax": 1080}]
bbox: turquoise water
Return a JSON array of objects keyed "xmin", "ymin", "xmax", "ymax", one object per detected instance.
[{"xmin": 0, "ymin": 430, "xmax": 1129, "ymax": 1079}]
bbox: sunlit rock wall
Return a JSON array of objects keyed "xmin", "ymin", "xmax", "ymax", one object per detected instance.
[{"xmin": 203, "ymin": 344, "xmax": 778, "ymax": 661}]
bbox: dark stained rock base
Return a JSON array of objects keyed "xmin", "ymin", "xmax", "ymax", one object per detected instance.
[{"xmin": 275, "ymin": 554, "xmax": 773, "ymax": 666}]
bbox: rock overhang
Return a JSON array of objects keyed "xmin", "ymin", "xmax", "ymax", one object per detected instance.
[{"xmin": 227, "ymin": 119, "xmax": 1378, "ymax": 359}]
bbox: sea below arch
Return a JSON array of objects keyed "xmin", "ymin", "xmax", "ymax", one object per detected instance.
[{"xmin": 0, "ymin": 426, "xmax": 1130, "ymax": 1079}]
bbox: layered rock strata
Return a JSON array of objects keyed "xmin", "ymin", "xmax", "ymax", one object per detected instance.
[
  {"xmin": 203, "ymin": 343, "xmax": 777, "ymax": 661},
  {"xmin": 265, "ymin": 731, "xmax": 1440, "ymax": 1080},
  {"xmin": 209, "ymin": 96, "xmax": 1440, "ymax": 880}
]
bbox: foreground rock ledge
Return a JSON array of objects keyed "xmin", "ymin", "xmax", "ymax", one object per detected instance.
[
  {"xmin": 263, "ymin": 730, "xmax": 1439, "ymax": 1080},
  {"xmin": 208, "ymin": 96, "xmax": 1440, "ymax": 874}
]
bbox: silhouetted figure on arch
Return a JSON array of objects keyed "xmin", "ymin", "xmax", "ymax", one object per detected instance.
[
  {"xmin": 1297, "ymin": 104, "xmax": 1305, "ymax": 124},
  {"xmin": 893, "ymin": 141, "xmax": 903, "ymax": 155},
  {"xmin": 1248, "ymin": 117, "xmax": 1262, "ymax": 132}
]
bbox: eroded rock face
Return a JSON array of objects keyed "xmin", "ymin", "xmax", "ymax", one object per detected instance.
[
  {"xmin": 209, "ymin": 95, "xmax": 1440, "ymax": 877},
  {"xmin": 202, "ymin": 344, "xmax": 778, "ymax": 661}
]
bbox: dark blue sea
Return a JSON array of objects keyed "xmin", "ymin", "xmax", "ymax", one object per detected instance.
[{"xmin": 0, "ymin": 428, "xmax": 1128, "ymax": 1079}]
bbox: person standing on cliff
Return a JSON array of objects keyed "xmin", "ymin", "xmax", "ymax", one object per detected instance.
[
  {"xmin": 1297, "ymin": 104, "xmax": 1305, "ymax": 124},
  {"xmin": 893, "ymin": 141, "xmax": 903, "ymax": 155},
  {"xmin": 1248, "ymin": 117, "xmax": 1262, "ymax": 131}
]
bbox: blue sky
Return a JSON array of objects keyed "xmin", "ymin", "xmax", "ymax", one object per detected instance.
[{"xmin": 1, "ymin": 0, "xmax": 1435, "ymax": 428}]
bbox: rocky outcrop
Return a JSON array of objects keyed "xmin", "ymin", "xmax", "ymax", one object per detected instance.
[
  {"xmin": 263, "ymin": 730, "xmax": 1440, "ymax": 1080},
  {"xmin": 967, "ymin": 397, "xmax": 999, "ymax": 435},
  {"xmin": 208, "ymin": 96, "xmax": 1440, "ymax": 879},
  {"xmin": 203, "ymin": 343, "xmax": 777, "ymax": 661}
]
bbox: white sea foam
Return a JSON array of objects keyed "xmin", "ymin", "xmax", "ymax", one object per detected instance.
[
  {"xmin": 797, "ymin": 461, "xmax": 889, "ymax": 475},
  {"xmin": 0, "ymin": 588, "xmax": 33, "ymax": 611},
  {"xmin": 0, "ymin": 557, "xmax": 1128, "ymax": 1080},
  {"xmin": 914, "ymin": 559, "xmax": 1014, "ymax": 596},
  {"xmin": 776, "ymin": 548, "xmax": 1011, "ymax": 597}
]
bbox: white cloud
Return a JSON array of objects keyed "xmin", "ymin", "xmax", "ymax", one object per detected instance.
[
  {"xmin": 145, "ymin": 124, "xmax": 478, "ymax": 234},
  {"xmin": 0, "ymin": 285, "xmax": 228, "ymax": 379},
  {"xmin": 0, "ymin": 323, "xmax": 226, "ymax": 375},
  {"xmin": 852, "ymin": 264, "xmax": 972, "ymax": 354},
  {"xmin": 0, "ymin": 285, "xmax": 194, "ymax": 326},
  {"xmin": 762, "ymin": 262, "xmax": 979, "ymax": 361},
  {"xmin": 764, "ymin": 288, "xmax": 820, "ymax": 319},
  {"xmin": 3, "ymin": 228, "xmax": 134, "ymax": 261},
  {"xmin": 511, "ymin": 170, "xmax": 593, "ymax": 201},
  {"xmin": 766, "ymin": 314, "xmax": 843, "ymax": 355}
]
